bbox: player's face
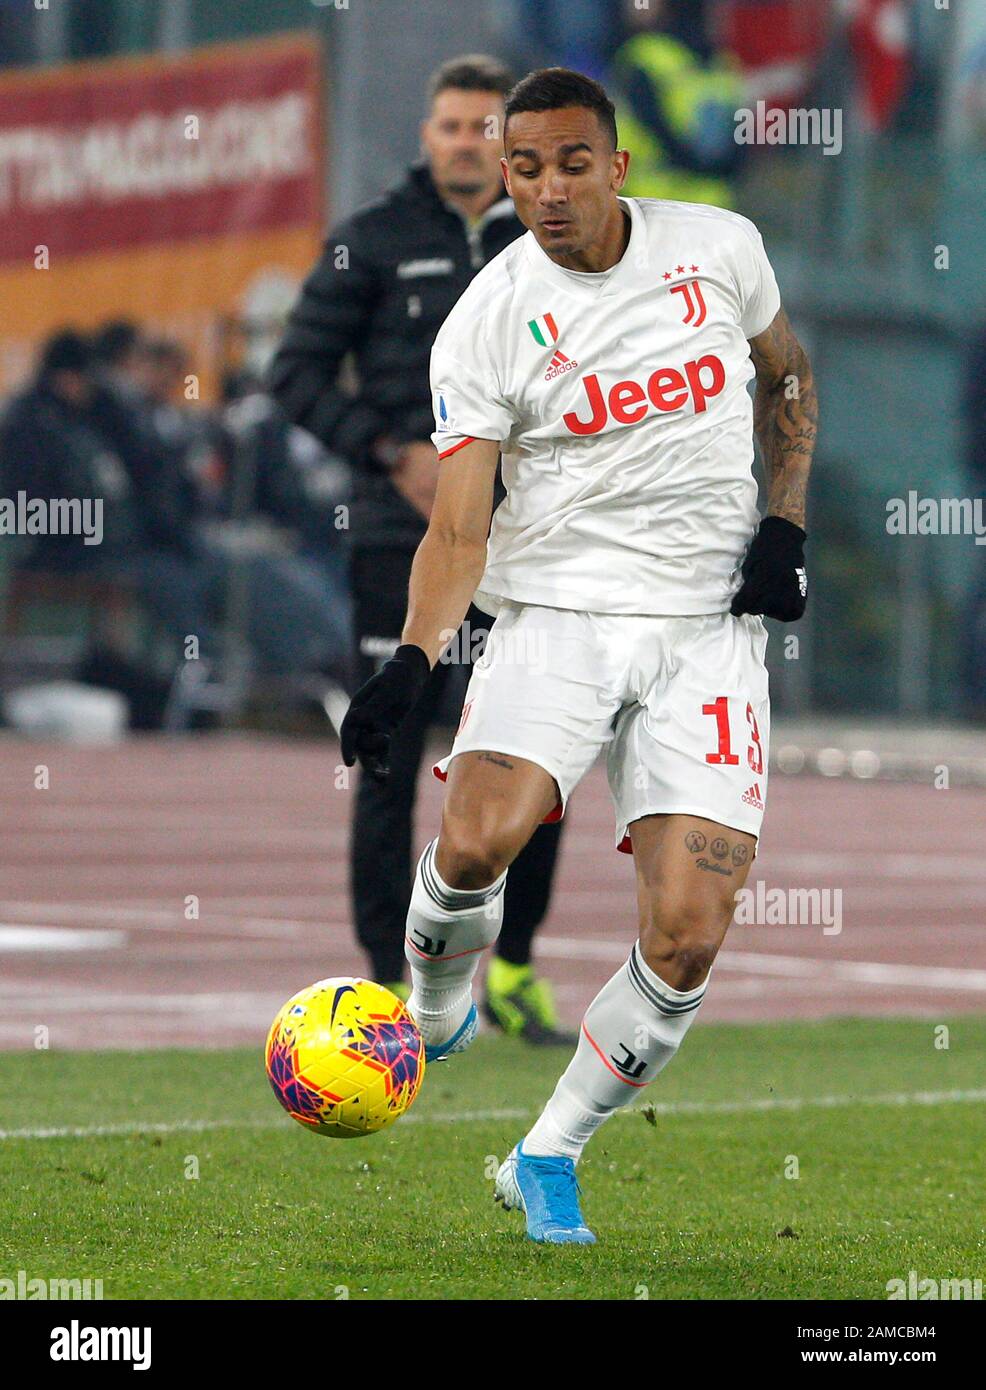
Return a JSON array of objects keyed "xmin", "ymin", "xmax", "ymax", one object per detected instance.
[
  {"xmin": 421, "ymin": 89, "xmax": 506, "ymax": 200},
  {"xmin": 502, "ymin": 107, "xmax": 628, "ymax": 259}
]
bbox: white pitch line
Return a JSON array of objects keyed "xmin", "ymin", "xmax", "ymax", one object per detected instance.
[
  {"xmin": 717, "ymin": 951, "xmax": 986, "ymax": 993},
  {"xmin": 762, "ymin": 852, "xmax": 986, "ymax": 881},
  {"xmin": 550, "ymin": 884, "xmax": 986, "ymax": 908},
  {"xmin": 0, "ymin": 989, "xmax": 287, "ymax": 1013},
  {"xmin": 0, "ymin": 903, "xmax": 341, "ymax": 939},
  {"xmin": 0, "ymin": 834, "xmax": 345, "ymax": 857},
  {"xmin": 2, "ymin": 1087, "xmax": 984, "ymax": 1143},
  {"xmin": 535, "ymin": 937, "xmax": 986, "ymax": 992},
  {"xmin": 0, "ymin": 811, "xmax": 334, "ymax": 832},
  {"xmin": 0, "ymin": 926, "xmax": 126, "ymax": 952}
]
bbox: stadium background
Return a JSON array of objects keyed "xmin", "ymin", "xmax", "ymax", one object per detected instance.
[
  {"xmin": 0, "ymin": 0, "xmax": 984, "ymax": 1303},
  {"xmin": 1, "ymin": 0, "xmax": 985, "ymax": 717}
]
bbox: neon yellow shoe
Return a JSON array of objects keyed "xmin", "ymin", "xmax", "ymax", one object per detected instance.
[{"xmin": 482, "ymin": 958, "xmax": 577, "ymax": 1046}]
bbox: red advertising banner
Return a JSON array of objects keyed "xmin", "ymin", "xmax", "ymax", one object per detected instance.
[{"xmin": 0, "ymin": 33, "xmax": 325, "ymax": 396}]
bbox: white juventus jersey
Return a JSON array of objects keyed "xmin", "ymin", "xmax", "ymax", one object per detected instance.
[{"xmin": 429, "ymin": 195, "xmax": 781, "ymax": 618}]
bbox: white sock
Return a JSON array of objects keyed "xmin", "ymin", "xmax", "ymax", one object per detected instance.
[
  {"xmin": 405, "ymin": 837, "xmax": 506, "ymax": 1047},
  {"xmin": 523, "ymin": 941, "xmax": 709, "ymax": 1160}
]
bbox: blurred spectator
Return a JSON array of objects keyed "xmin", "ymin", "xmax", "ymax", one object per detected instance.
[
  {"xmin": 88, "ymin": 321, "xmax": 204, "ymax": 560},
  {"xmin": 219, "ymin": 368, "xmax": 354, "ymax": 676},
  {"xmin": 92, "ymin": 319, "xmax": 143, "ymax": 388},
  {"xmin": 138, "ymin": 339, "xmax": 216, "ymax": 476},
  {"xmin": 610, "ymin": 0, "xmax": 747, "ymax": 207},
  {"xmin": 848, "ymin": 0, "xmax": 911, "ymax": 133},
  {"xmin": 1, "ymin": 325, "xmax": 354, "ymax": 698},
  {"xmin": 0, "ymin": 330, "xmax": 136, "ymax": 573},
  {"xmin": 499, "ymin": 0, "xmax": 623, "ymax": 81},
  {"xmin": 719, "ymin": 1, "xmax": 832, "ymax": 112},
  {"xmin": 135, "ymin": 337, "xmax": 227, "ymax": 519},
  {"xmin": 102, "ymin": 331, "xmax": 355, "ymax": 686},
  {"xmin": 222, "ymin": 370, "xmax": 350, "ymax": 547},
  {"xmin": 0, "ymin": 331, "xmax": 175, "ymax": 726}
]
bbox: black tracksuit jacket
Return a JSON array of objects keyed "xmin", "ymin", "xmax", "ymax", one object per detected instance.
[{"xmin": 268, "ymin": 161, "xmax": 523, "ymax": 549}]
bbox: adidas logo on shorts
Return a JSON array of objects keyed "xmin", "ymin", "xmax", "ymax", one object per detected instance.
[{"xmin": 742, "ymin": 782, "xmax": 764, "ymax": 810}]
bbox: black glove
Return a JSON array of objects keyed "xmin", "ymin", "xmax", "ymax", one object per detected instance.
[
  {"xmin": 340, "ymin": 644, "xmax": 431, "ymax": 780},
  {"xmin": 730, "ymin": 515, "xmax": 807, "ymax": 623}
]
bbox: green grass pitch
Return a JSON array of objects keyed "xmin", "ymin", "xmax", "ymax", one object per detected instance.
[{"xmin": 1, "ymin": 1017, "xmax": 983, "ymax": 1300}]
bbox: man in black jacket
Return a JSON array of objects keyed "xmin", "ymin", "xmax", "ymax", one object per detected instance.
[
  {"xmin": 0, "ymin": 330, "xmax": 138, "ymax": 574},
  {"xmin": 270, "ymin": 54, "xmax": 572, "ymax": 1043}
]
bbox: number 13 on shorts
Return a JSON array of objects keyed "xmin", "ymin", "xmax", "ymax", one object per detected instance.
[{"xmin": 702, "ymin": 695, "xmax": 765, "ymax": 775}]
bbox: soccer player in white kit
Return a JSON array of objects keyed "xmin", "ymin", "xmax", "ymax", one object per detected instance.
[{"xmin": 340, "ymin": 68, "xmax": 817, "ymax": 1244}]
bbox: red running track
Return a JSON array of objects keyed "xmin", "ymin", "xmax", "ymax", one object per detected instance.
[{"xmin": 0, "ymin": 735, "xmax": 983, "ymax": 1050}]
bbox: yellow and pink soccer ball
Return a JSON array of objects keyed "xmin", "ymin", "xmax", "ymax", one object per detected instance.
[{"xmin": 265, "ymin": 977, "xmax": 425, "ymax": 1139}]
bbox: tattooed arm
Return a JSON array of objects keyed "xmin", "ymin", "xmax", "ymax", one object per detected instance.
[{"xmin": 747, "ymin": 306, "xmax": 817, "ymax": 530}]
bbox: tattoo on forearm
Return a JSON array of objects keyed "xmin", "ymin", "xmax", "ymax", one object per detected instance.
[{"xmin": 749, "ymin": 309, "xmax": 817, "ymax": 531}]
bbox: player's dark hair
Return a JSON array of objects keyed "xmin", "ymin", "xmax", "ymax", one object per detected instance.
[
  {"xmin": 504, "ymin": 68, "xmax": 618, "ymax": 151},
  {"xmin": 426, "ymin": 54, "xmax": 514, "ymax": 106}
]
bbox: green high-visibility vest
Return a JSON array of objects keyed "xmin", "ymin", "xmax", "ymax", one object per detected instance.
[{"xmin": 612, "ymin": 33, "xmax": 746, "ymax": 208}]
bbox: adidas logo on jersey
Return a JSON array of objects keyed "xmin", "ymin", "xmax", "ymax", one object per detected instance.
[
  {"xmin": 742, "ymin": 782, "xmax": 765, "ymax": 810},
  {"xmin": 545, "ymin": 349, "xmax": 578, "ymax": 381}
]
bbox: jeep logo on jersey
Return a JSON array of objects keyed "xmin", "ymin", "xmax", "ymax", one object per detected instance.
[{"xmin": 563, "ymin": 355, "xmax": 726, "ymax": 436}]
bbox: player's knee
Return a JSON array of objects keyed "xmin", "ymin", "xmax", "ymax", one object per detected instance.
[
  {"xmin": 639, "ymin": 898, "xmax": 723, "ymax": 991},
  {"xmin": 671, "ymin": 940, "xmax": 719, "ymax": 991},
  {"xmin": 639, "ymin": 934, "xmax": 719, "ymax": 991},
  {"xmin": 435, "ymin": 816, "xmax": 519, "ymax": 891}
]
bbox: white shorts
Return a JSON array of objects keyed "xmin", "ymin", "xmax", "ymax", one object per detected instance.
[{"xmin": 432, "ymin": 602, "xmax": 770, "ymax": 855}]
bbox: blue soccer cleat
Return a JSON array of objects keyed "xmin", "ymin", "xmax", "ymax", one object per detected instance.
[
  {"xmin": 493, "ymin": 1142, "xmax": 596, "ymax": 1244},
  {"xmin": 423, "ymin": 1001, "xmax": 478, "ymax": 1063}
]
